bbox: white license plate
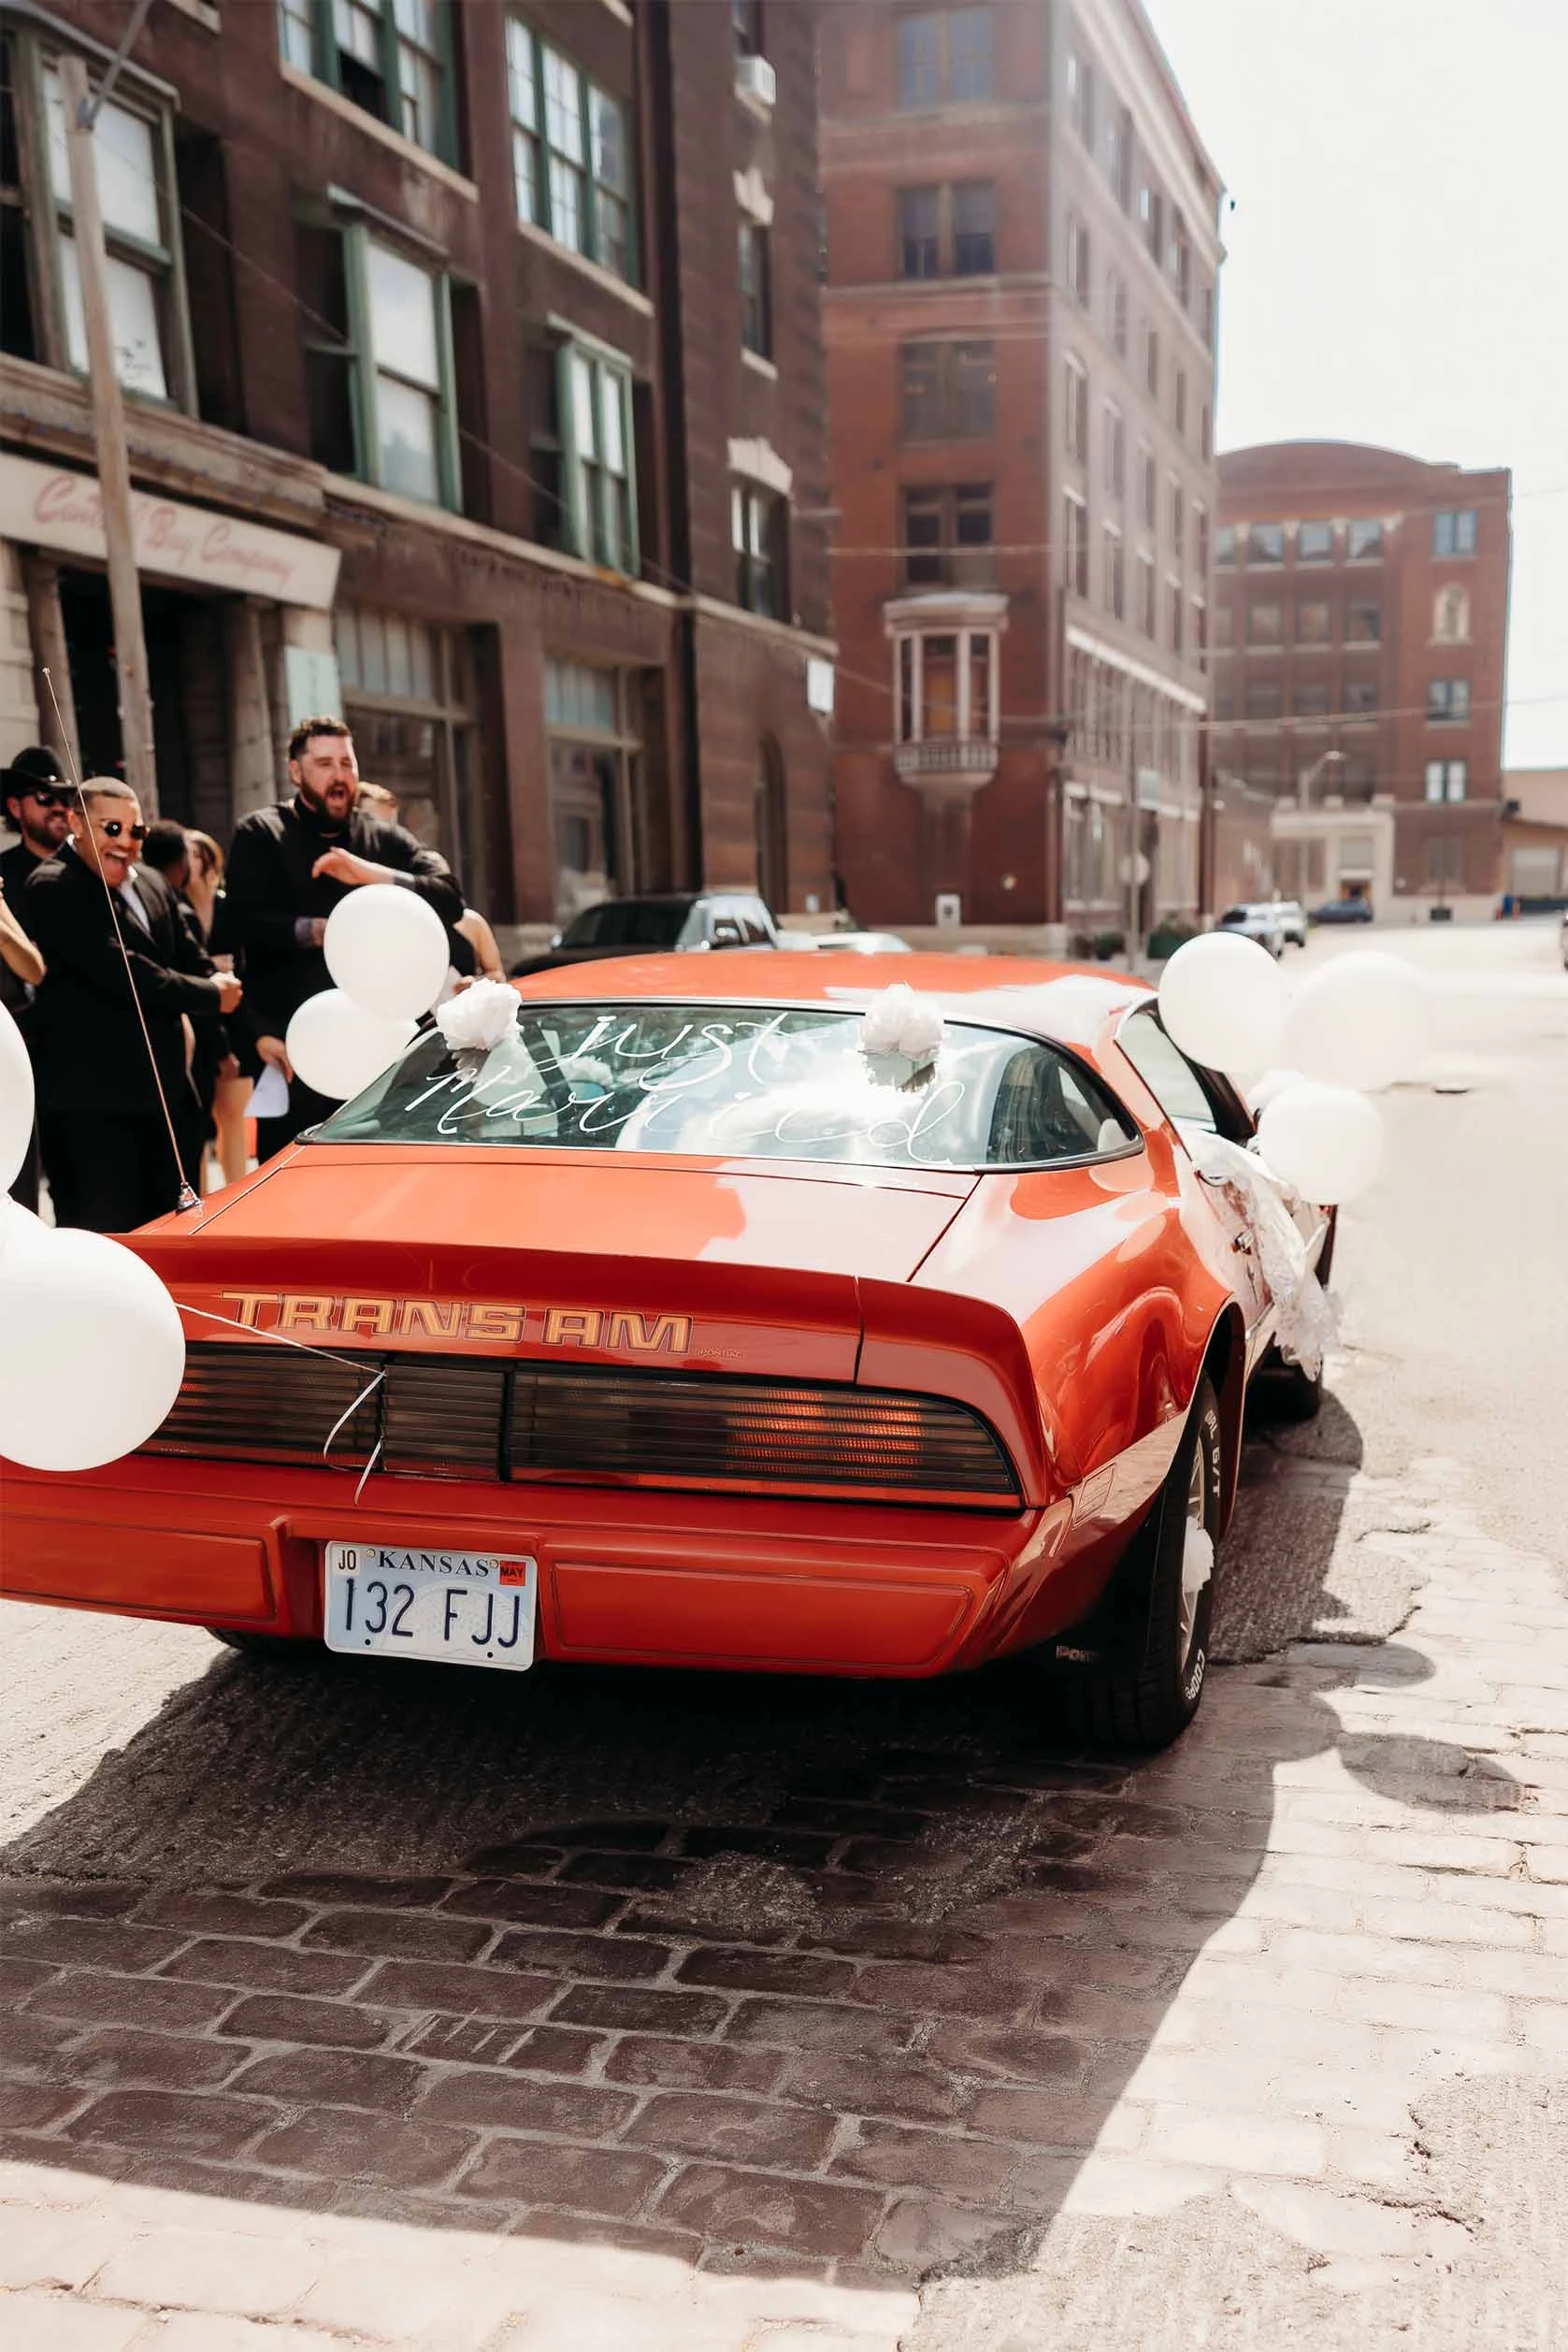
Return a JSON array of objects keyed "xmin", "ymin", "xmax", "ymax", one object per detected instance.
[{"xmin": 324, "ymin": 1542, "xmax": 537, "ymax": 1671}]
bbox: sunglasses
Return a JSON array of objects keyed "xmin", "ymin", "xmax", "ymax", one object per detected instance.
[
  {"xmin": 95, "ymin": 819, "xmax": 149, "ymax": 842},
  {"xmin": 26, "ymin": 786, "xmax": 71, "ymax": 810}
]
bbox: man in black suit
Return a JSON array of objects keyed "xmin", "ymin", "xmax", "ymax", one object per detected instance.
[
  {"xmin": 2, "ymin": 744, "xmax": 72, "ymax": 1210},
  {"xmin": 224, "ymin": 714, "xmax": 468, "ymax": 1158},
  {"xmin": 23, "ymin": 779, "xmax": 245, "ymax": 1232}
]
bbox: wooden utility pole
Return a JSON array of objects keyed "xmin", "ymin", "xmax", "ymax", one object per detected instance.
[{"xmin": 58, "ymin": 53, "xmax": 158, "ymax": 810}]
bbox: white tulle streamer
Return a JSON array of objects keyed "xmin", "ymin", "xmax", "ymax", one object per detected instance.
[
  {"xmin": 858, "ymin": 984, "xmax": 945, "ymax": 1070},
  {"xmin": 435, "ymin": 979, "xmax": 519, "ymax": 1053},
  {"xmin": 1185, "ymin": 1130, "xmax": 1339, "ymax": 1378}
]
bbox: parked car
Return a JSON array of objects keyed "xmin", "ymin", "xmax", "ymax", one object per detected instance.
[
  {"xmin": 5, "ymin": 957, "xmax": 1331, "ymax": 1752},
  {"xmin": 511, "ymin": 891, "xmax": 781, "ymax": 975},
  {"xmin": 1310, "ymin": 898, "xmax": 1375, "ymax": 926},
  {"xmin": 815, "ymin": 931, "xmax": 913, "ymax": 955},
  {"xmin": 1270, "ymin": 900, "xmax": 1308, "ymax": 948},
  {"xmin": 1216, "ymin": 903, "xmax": 1287, "ymax": 958}
]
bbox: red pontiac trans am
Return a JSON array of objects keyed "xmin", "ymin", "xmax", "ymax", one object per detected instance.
[{"xmin": 1, "ymin": 956, "xmax": 1329, "ymax": 1749}]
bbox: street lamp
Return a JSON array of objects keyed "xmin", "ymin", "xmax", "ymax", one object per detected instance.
[{"xmin": 1298, "ymin": 749, "xmax": 1345, "ymax": 808}]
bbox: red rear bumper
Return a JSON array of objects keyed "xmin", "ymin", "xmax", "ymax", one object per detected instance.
[{"xmin": 0, "ymin": 1456, "xmax": 1091, "ymax": 1678}]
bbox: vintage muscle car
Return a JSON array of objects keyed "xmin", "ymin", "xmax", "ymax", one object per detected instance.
[{"xmin": 0, "ymin": 957, "xmax": 1330, "ymax": 1748}]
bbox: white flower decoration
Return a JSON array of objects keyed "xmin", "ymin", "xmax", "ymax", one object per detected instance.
[
  {"xmin": 435, "ymin": 979, "xmax": 519, "ymax": 1054},
  {"xmin": 858, "ymin": 983, "xmax": 945, "ymax": 1071},
  {"xmin": 556, "ymin": 1054, "xmax": 614, "ymax": 1092}
]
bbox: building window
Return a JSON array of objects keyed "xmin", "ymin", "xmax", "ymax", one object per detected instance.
[
  {"xmin": 1433, "ymin": 507, "xmax": 1477, "ymax": 557},
  {"xmin": 897, "ymin": 7, "xmax": 993, "ymax": 107},
  {"xmin": 507, "ymin": 18, "xmax": 633, "ymax": 281},
  {"xmin": 1293, "ymin": 679, "xmax": 1331, "ymax": 717},
  {"xmin": 1066, "ymin": 45, "xmax": 1095, "ymax": 145},
  {"xmin": 733, "ymin": 482, "xmax": 787, "ymax": 617},
  {"xmin": 739, "ymin": 219, "xmax": 770, "ymax": 355},
  {"xmin": 901, "ymin": 338, "xmax": 995, "ymax": 439},
  {"xmin": 1168, "ymin": 577, "xmax": 1183, "ymax": 653},
  {"xmin": 1247, "ymin": 523, "xmax": 1286, "ymax": 565},
  {"xmin": 1200, "ymin": 400, "xmax": 1212, "ymax": 461},
  {"xmin": 1170, "ymin": 477, "xmax": 1184, "ymax": 562},
  {"xmin": 893, "ymin": 626, "xmax": 999, "ymax": 744},
  {"xmin": 1247, "ymin": 600, "xmax": 1282, "ymax": 647},
  {"xmin": 1067, "ymin": 212, "xmax": 1090, "ymax": 306},
  {"xmin": 1192, "ymin": 597, "xmax": 1207, "ymax": 661},
  {"xmin": 1138, "ymin": 180, "xmax": 1163, "ymax": 264},
  {"xmin": 1103, "ymin": 401, "xmax": 1125, "ymax": 498},
  {"xmin": 1105, "ymin": 103, "xmax": 1132, "ymax": 208},
  {"xmin": 1297, "ymin": 519, "xmax": 1334, "ymax": 563},
  {"xmin": 1347, "ymin": 517, "xmax": 1384, "ymax": 562},
  {"xmin": 1433, "ymin": 585, "xmax": 1471, "ymax": 643},
  {"xmin": 1137, "ymin": 551, "xmax": 1156, "ymax": 637},
  {"xmin": 1425, "ymin": 758, "xmax": 1468, "ymax": 803},
  {"xmin": 1064, "ymin": 490, "xmax": 1088, "ymax": 595},
  {"xmin": 1171, "ymin": 212, "xmax": 1191, "ymax": 309},
  {"xmin": 1065, "ymin": 355, "xmax": 1088, "ymax": 461},
  {"xmin": 732, "ymin": 0, "xmax": 763, "ymax": 55},
  {"xmin": 337, "ymin": 603, "xmax": 475, "ymax": 862},
  {"xmin": 1428, "ymin": 677, "xmax": 1472, "ymax": 723},
  {"xmin": 1103, "ymin": 524, "xmax": 1125, "ymax": 618},
  {"xmin": 562, "ymin": 340, "xmax": 638, "ymax": 571},
  {"xmin": 360, "ymin": 238, "xmax": 458, "ymax": 506},
  {"xmin": 1144, "ymin": 322, "xmax": 1158, "ymax": 397},
  {"xmin": 901, "ymin": 483, "xmax": 993, "ymax": 585},
  {"xmin": 1345, "ymin": 601, "xmax": 1381, "ymax": 643},
  {"xmin": 1108, "ymin": 269, "xmax": 1128, "ymax": 358},
  {"xmin": 1174, "ymin": 368, "xmax": 1187, "ymax": 439},
  {"xmin": 547, "ymin": 660, "xmax": 641, "ymax": 924},
  {"xmin": 899, "ymin": 181, "xmax": 994, "ymax": 276},
  {"xmin": 1212, "ymin": 603, "xmax": 1234, "ymax": 649},
  {"xmin": 281, "ymin": 0, "xmax": 453, "ymax": 162},
  {"xmin": 1141, "ymin": 446, "xmax": 1156, "ymax": 529},
  {"xmin": 41, "ymin": 64, "xmax": 184, "ymax": 405},
  {"xmin": 1296, "ymin": 599, "xmax": 1331, "ymax": 645},
  {"xmin": 1215, "ymin": 522, "xmax": 1237, "ymax": 567},
  {"xmin": 1194, "ymin": 501, "xmax": 1209, "ymax": 573},
  {"xmin": 1245, "ymin": 683, "xmax": 1282, "ymax": 721},
  {"xmin": 1343, "ymin": 678, "xmax": 1378, "ymax": 714},
  {"xmin": 1199, "ymin": 281, "xmax": 1215, "ymax": 348}
]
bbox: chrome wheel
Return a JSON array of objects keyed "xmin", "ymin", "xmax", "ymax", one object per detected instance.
[{"xmin": 1176, "ymin": 1443, "xmax": 1213, "ymax": 1671}]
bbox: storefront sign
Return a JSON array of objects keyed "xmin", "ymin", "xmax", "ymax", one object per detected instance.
[{"xmin": 0, "ymin": 454, "xmax": 339, "ymax": 609}]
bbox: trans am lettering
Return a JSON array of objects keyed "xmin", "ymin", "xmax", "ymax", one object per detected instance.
[{"xmin": 217, "ymin": 1293, "xmax": 691, "ymax": 1353}]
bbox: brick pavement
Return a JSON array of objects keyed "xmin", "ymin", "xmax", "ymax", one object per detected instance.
[{"xmin": 4, "ymin": 1450, "xmax": 1568, "ymax": 2345}]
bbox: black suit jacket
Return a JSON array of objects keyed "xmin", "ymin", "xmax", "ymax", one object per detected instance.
[
  {"xmin": 223, "ymin": 799, "xmax": 468, "ymax": 1035},
  {"xmin": 22, "ymin": 847, "xmax": 223, "ymax": 1118}
]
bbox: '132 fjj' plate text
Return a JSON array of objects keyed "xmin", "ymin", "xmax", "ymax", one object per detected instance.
[{"xmin": 324, "ymin": 1542, "xmax": 537, "ymax": 1670}]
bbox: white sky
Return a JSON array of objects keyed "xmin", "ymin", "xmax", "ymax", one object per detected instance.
[{"xmin": 1144, "ymin": 0, "xmax": 1568, "ymax": 770}]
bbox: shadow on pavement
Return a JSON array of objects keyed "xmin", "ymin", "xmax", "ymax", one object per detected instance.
[{"xmin": 0, "ymin": 1387, "xmax": 1525, "ymax": 2288}]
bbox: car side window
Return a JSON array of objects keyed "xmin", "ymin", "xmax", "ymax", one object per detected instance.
[{"xmin": 1116, "ymin": 1008, "xmax": 1218, "ymax": 1133}]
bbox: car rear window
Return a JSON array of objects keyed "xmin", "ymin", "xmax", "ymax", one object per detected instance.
[{"xmin": 316, "ymin": 1003, "xmax": 1140, "ymax": 1172}]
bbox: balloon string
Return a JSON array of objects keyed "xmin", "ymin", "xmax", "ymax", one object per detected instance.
[
  {"xmin": 176, "ymin": 1302, "xmax": 387, "ymax": 1496},
  {"xmin": 41, "ymin": 669, "xmax": 200, "ymax": 1218}
]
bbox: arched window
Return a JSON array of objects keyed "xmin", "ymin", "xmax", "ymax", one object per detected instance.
[
  {"xmin": 1433, "ymin": 584, "xmax": 1471, "ymax": 644},
  {"xmin": 754, "ymin": 735, "xmax": 787, "ymax": 913}
]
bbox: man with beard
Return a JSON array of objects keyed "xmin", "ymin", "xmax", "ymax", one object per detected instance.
[
  {"xmin": 223, "ymin": 715, "xmax": 467, "ymax": 1157},
  {"xmin": 2, "ymin": 745, "xmax": 72, "ymax": 1209}
]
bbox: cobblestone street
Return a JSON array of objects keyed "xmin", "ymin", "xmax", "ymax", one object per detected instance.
[{"xmin": 3, "ymin": 923, "xmax": 1565, "ymax": 2350}]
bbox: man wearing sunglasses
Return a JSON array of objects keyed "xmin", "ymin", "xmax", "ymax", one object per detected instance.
[
  {"xmin": 1, "ymin": 744, "xmax": 70, "ymax": 1210},
  {"xmin": 22, "ymin": 778, "xmax": 243, "ymax": 1233}
]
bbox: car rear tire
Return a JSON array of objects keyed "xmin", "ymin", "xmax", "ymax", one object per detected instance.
[
  {"xmin": 209, "ymin": 1628, "xmax": 315, "ymax": 1660},
  {"xmin": 1054, "ymin": 1378, "xmax": 1222, "ymax": 1751}
]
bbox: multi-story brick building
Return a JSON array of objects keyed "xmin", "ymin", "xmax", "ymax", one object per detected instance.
[
  {"xmin": 0, "ymin": 0, "xmax": 834, "ymax": 946},
  {"xmin": 1210, "ymin": 441, "xmax": 1512, "ymax": 922},
  {"xmin": 820, "ymin": 0, "xmax": 1221, "ymax": 950}
]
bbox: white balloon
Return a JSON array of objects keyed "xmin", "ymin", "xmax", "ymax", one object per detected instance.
[
  {"xmin": 324, "ymin": 886, "xmax": 450, "ymax": 1021},
  {"xmin": 1158, "ymin": 931, "xmax": 1287, "ymax": 1074},
  {"xmin": 1280, "ymin": 950, "xmax": 1430, "ymax": 1093},
  {"xmin": 0, "ymin": 1195, "xmax": 47, "ymax": 1264},
  {"xmin": 0, "ymin": 1226, "xmax": 186, "ymax": 1471},
  {"xmin": 285, "ymin": 990, "xmax": 415, "ymax": 1103},
  {"xmin": 1245, "ymin": 1067, "xmax": 1308, "ymax": 1116},
  {"xmin": 1256, "ymin": 1080, "xmax": 1385, "ymax": 1205},
  {"xmin": 0, "ymin": 997, "xmax": 35, "ymax": 1193}
]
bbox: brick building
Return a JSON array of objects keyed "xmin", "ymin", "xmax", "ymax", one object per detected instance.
[
  {"xmin": 1211, "ymin": 441, "xmax": 1512, "ymax": 922},
  {"xmin": 0, "ymin": 0, "xmax": 834, "ymax": 947},
  {"xmin": 820, "ymin": 0, "xmax": 1221, "ymax": 950}
]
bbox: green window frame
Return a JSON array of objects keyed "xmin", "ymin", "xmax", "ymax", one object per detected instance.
[
  {"xmin": 340, "ymin": 225, "xmax": 461, "ymax": 510},
  {"xmin": 557, "ymin": 339, "xmax": 639, "ymax": 574},
  {"xmin": 278, "ymin": 0, "xmax": 457, "ymax": 167},
  {"xmin": 507, "ymin": 16, "xmax": 635, "ymax": 284}
]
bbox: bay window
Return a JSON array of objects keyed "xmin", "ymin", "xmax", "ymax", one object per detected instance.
[
  {"xmin": 508, "ymin": 18, "xmax": 633, "ymax": 282},
  {"xmin": 893, "ymin": 623, "xmax": 999, "ymax": 747}
]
